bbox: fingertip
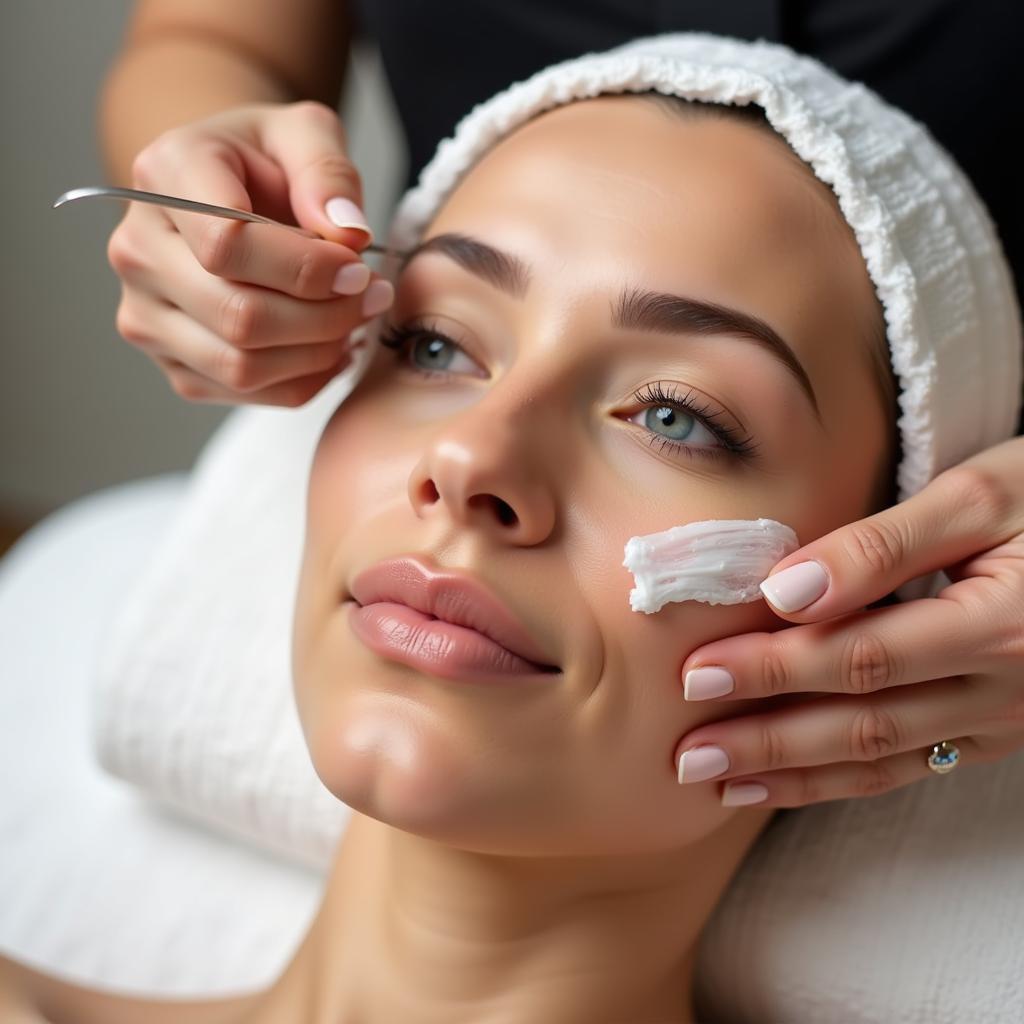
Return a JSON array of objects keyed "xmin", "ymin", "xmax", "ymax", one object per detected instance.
[
  {"xmin": 758, "ymin": 559, "xmax": 830, "ymax": 614},
  {"xmin": 339, "ymin": 225, "xmax": 375, "ymax": 253},
  {"xmin": 324, "ymin": 197, "xmax": 374, "ymax": 246},
  {"xmin": 289, "ymin": 194, "xmax": 374, "ymax": 249},
  {"xmin": 683, "ymin": 666, "xmax": 736, "ymax": 701},
  {"xmin": 323, "ymin": 221, "xmax": 374, "ymax": 251}
]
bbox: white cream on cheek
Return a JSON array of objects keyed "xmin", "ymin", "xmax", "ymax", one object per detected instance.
[{"xmin": 622, "ymin": 518, "xmax": 800, "ymax": 613}]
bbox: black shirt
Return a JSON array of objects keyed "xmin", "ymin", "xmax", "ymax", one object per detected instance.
[{"xmin": 350, "ymin": 0, "xmax": 1024, "ymax": 433}]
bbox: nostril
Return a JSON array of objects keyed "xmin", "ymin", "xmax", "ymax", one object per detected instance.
[
  {"xmin": 495, "ymin": 498, "xmax": 517, "ymax": 526},
  {"xmin": 466, "ymin": 494, "xmax": 518, "ymax": 526}
]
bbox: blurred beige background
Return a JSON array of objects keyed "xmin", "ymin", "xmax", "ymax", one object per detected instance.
[{"xmin": 0, "ymin": 2, "xmax": 406, "ymax": 543}]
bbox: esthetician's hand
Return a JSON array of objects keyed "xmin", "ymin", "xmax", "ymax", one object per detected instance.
[
  {"xmin": 673, "ymin": 434, "xmax": 1024, "ymax": 808},
  {"xmin": 106, "ymin": 101, "xmax": 395, "ymax": 407}
]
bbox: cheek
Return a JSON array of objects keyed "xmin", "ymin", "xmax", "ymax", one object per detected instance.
[
  {"xmin": 306, "ymin": 387, "xmax": 408, "ymax": 545},
  {"xmin": 295, "ymin": 399, "xmax": 392, "ymax": 721},
  {"xmin": 558, "ymin": 523, "xmax": 783, "ymax": 772},
  {"xmin": 536, "ymin": 591, "xmax": 783, "ymax": 853},
  {"xmin": 308, "ymin": 405, "xmax": 369, "ymax": 532},
  {"xmin": 595, "ymin": 582, "xmax": 783, "ymax": 732},
  {"xmin": 773, "ymin": 428, "xmax": 887, "ymax": 540}
]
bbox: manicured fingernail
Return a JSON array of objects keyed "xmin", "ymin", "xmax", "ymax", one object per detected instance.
[
  {"xmin": 332, "ymin": 262, "xmax": 371, "ymax": 295},
  {"xmin": 361, "ymin": 279, "xmax": 394, "ymax": 317},
  {"xmin": 677, "ymin": 745, "xmax": 730, "ymax": 784},
  {"xmin": 721, "ymin": 782, "xmax": 769, "ymax": 806},
  {"xmin": 684, "ymin": 666, "xmax": 735, "ymax": 701},
  {"xmin": 759, "ymin": 560, "xmax": 829, "ymax": 612},
  {"xmin": 325, "ymin": 197, "xmax": 374, "ymax": 241}
]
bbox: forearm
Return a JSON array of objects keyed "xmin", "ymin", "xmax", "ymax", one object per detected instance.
[{"xmin": 98, "ymin": 33, "xmax": 295, "ymax": 183}]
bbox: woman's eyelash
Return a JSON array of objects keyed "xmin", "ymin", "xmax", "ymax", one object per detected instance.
[
  {"xmin": 379, "ymin": 322, "xmax": 489, "ymax": 382},
  {"xmin": 378, "ymin": 323, "xmax": 762, "ymax": 463},
  {"xmin": 379, "ymin": 322, "xmax": 469, "ymax": 373},
  {"xmin": 632, "ymin": 381, "xmax": 761, "ymax": 462}
]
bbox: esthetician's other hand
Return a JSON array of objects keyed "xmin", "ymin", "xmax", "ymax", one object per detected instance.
[
  {"xmin": 674, "ymin": 434, "xmax": 1024, "ymax": 808},
  {"xmin": 106, "ymin": 101, "xmax": 394, "ymax": 407}
]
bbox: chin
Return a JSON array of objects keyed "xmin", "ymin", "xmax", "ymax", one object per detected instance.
[{"xmin": 301, "ymin": 690, "xmax": 488, "ymax": 825}]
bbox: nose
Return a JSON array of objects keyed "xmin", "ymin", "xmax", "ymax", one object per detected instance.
[{"xmin": 407, "ymin": 395, "xmax": 557, "ymax": 545}]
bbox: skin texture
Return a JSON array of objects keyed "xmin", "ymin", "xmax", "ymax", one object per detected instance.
[{"xmin": 265, "ymin": 94, "xmax": 893, "ymax": 1024}]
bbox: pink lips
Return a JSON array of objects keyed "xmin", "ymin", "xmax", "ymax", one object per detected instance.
[{"xmin": 344, "ymin": 555, "xmax": 560, "ymax": 682}]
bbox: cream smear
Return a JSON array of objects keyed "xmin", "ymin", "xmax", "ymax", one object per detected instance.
[{"xmin": 622, "ymin": 518, "xmax": 800, "ymax": 613}]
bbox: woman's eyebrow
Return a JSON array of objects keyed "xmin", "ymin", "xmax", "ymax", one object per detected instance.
[{"xmin": 398, "ymin": 231, "xmax": 822, "ymax": 424}]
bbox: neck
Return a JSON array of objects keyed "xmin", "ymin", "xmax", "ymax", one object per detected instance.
[{"xmin": 253, "ymin": 806, "xmax": 773, "ymax": 1024}]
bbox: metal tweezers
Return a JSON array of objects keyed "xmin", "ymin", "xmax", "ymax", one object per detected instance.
[{"xmin": 52, "ymin": 185, "xmax": 399, "ymax": 255}]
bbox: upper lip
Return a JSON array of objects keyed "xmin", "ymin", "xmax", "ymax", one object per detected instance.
[{"xmin": 348, "ymin": 556, "xmax": 559, "ymax": 671}]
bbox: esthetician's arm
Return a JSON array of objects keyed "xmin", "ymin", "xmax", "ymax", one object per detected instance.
[
  {"xmin": 99, "ymin": 0, "xmax": 393, "ymax": 408},
  {"xmin": 673, "ymin": 434, "xmax": 1024, "ymax": 808}
]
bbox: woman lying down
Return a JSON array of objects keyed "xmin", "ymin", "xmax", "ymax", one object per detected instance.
[{"xmin": 4, "ymin": 30, "xmax": 1021, "ymax": 1024}]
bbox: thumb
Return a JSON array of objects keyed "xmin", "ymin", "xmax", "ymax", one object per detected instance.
[
  {"xmin": 260, "ymin": 101, "xmax": 374, "ymax": 251},
  {"xmin": 757, "ymin": 468, "xmax": 1004, "ymax": 619}
]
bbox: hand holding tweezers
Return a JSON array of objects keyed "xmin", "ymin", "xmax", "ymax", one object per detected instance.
[{"xmin": 52, "ymin": 185, "xmax": 397, "ymax": 255}]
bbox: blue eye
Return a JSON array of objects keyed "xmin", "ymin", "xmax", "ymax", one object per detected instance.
[
  {"xmin": 629, "ymin": 402, "xmax": 719, "ymax": 451},
  {"xmin": 379, "ymin": 323, "xmax": 482, "ymax": 377},
  {"xmin": 377, "ymin": 324, "xmax": 761, "ymax": 463},
  {"xmin": 627, "ymin": 381, "xmax": 760, "ymax": 463}
]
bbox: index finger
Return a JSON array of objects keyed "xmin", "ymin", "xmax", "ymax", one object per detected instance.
[
  {"xmin": 756, "ymin": 460, "xmax": 1021, "ymax": 622},
  {"xmin": 680, "ymin": 594, "xmax": 978, "ymax": 702},
  {"xmin": 142, "ymin": 140, "xmax": 366, "ymax": 299},
  {"xmin": 180, "ymin": 216, "xmax": 371, "ymax": 301}
]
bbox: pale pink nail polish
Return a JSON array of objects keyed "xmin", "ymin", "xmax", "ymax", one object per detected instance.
[
  {"xmin": 677, "ymin": 745, "xmax": 730, "ymax": 784},
  {"xmin": 684, "ymin": 666, "xmax": 735, "ymax": 701},
  {"xmin": 325, "ymin": 197, "xmax": 373, "ymax": 239},
  {"xmin": 332, "ymin": 262, "xmax": 371, "ymax": 295},
  {"xmin": 759, "ymin": 560, "xmax": 829, "ymax": 612},
  {"xmin": 361, "ymin": 279, "xmax": 394, "ymax": 317},
  {"xmin": 721, "ymin": 782, "xmax": 769, "ymax": 806}
]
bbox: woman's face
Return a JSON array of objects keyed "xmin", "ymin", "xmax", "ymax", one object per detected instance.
[{"xmin": 292, "ymin": 96, "xmax": 890, "ymax": 856}]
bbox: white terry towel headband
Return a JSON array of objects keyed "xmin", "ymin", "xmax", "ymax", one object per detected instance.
[{"xmin": 361, "ymin": 31, "xmax": 1023, "ymax": 526}]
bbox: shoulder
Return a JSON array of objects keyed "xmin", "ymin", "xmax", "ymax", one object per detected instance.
[{"xmin": 0, "ymin": 951, "xmax": 264, "ymax": 1024}]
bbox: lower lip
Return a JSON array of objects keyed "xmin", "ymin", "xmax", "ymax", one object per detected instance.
[{"xmin": 343, "ymin": 600, "xmax": 558, "ymax": 683}]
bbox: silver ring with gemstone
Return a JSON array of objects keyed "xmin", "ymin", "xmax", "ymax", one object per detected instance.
[{"xmin": 927, "ymin": 740, "xmax": 961, "ymax": 774}]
